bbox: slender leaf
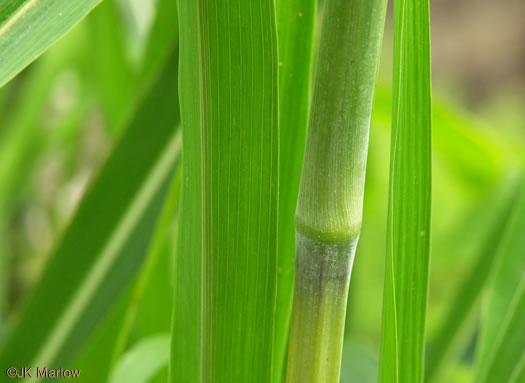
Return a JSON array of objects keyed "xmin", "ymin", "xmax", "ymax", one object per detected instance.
[
  {"xmin": 170, "ymin": 0, "xmax": 202, "ymax": 380},
  {"xmin": 475, "ymin": 175, "xmax": 525, "ymax": 383},
  {"xmin": 139, "ymin": 0, "xmax": 180, "ymax": 86},
  {"xmin": 88, "ymin": 0, "xmax": 136, "ymax": 135},
  {"xmin": 0, "ymin": 48, "xmax": 181, "ymax": 376},
  {"xmin": 109, "ymin": 334, "xmax": 170, "ymax": 383},
  {"xmin": 0, "ymin": 0, "xmax": 102, "ymax": 87},
  {"xmin": 273, "ymin": 0, "xmax": 316, "ymax": 381},
  {"xmin": 378, "ymin": 0, "xmax": 432, "ymax": 382},
  {"xmin": 172, "ymin": 1, "xmax": 280, "ymax": 382},
  {"xmin": 112, "ymin": 167, "xmax": 180, "ymax": 359},
  {"xmin": 72, "ymin": 166, "xmax": 180, "ymax": 383}
]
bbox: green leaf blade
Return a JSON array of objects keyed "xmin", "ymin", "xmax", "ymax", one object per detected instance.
[
  {"xmin": 172, "ymin": 1, "xmax": 280, "ymax": 382},
  {"xmin": 0, "ymin": 0, "xmax": 102, "ymax": 87},
  {"xmin": 273, "ymin": 0, "xmax": 316, "ymax": 381},
  {"xmin": 199, "ymin": 1, "xmax": 279, "ymax": 381},
  {"xmin": 378, "ymin": 0, "xmax": 432, "ymax": 382},
  {"xmin": 0, "ymin": 49, "xmax": 181, "ymax": 372},
  {"xmin": 169, "ymin": 0, "xmax": 203, "ymax": 381}
]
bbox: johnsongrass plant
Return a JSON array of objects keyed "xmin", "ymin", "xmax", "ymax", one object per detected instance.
[{"xmin": 1, "ymin": 0, "xmax": 525, "ymax": 383}]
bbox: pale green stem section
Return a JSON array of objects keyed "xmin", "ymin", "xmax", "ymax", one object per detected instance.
[
  {"xmin": 295, "ymin": 0, "xmax": 387, "ymax": 242},
  {"xmin": 287, "ymin": 0, "xmax": 387, "ymax": 380},
  {"xmin": 286, "ymin": 233, "xmax": 357, "ymax": 383}
]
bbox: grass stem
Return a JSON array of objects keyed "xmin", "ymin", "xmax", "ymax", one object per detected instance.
[{"xmin": 286, "ymin": 0, "xmax": 387, "ymax": 381}]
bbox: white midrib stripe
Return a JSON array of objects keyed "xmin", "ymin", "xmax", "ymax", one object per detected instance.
[
  {"xmin": 24, "ymin": 130, "xmax": 181, "ymax": 382},
  {"xmin": 0, "ymin": 0, "xmax": 40, "ymax": 39}
]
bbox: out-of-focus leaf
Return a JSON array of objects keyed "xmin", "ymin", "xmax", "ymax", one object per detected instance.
[
  {"xmin": 72, "ymin": 287, "xmax": 135, "ymax": 383},
  {"xmin": 373, "ymin": 87, "xmax": 514, "ymax": 188},
  {"xmin": 87, "ymin": 0, "xmax": 136, "ymax": 135},
  {"xmin": 272, "ymin": 0, "xmax": 316, "ymax": 381},
  {"xmin": 0, "ymin": 48, "xmax": 181, "ymax": 376},
  {"xmin": 378, "ymin": 0, "xmax": 432, "ymax": 382},
  {"xmin": 172, "ymin": 1, "xmax": 279, "ymax": 382},
  {"xmin": 475, "ymin": 175, "xmax": 525, "ymax": 383},
  {"xmin": 112, "ymin": 167, "xmax": 180, "ymax": 358},
  {"xmin": 72, "ymin": 166, "xmax": 180, "ymax": 383},
  {"xmin": 425, "ymin": 173, "xmax": 522, "ymax": 381},
  {"xmin": 109, "ymin": 334, "xmax": 170, "ymax": 383},
  {"xmin": 0, "ymin": 0, "xmax": 101, "ymax": 87},
  {"xmin": 0, "ymin": 24, "xmax": 88, "ymax": 210},
  {"xmin": 139, "ymin": 0, "xmax": 179, "ymax": 87}
]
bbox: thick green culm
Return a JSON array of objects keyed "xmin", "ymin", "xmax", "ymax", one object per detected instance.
[{"xmin": 286, "ymin": 0, "xmax": 387, "ymax": 382}]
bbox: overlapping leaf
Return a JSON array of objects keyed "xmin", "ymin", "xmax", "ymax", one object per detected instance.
[
  {"xmin": 273, "ymin": 0, "xmax": 316, "ymax": 381},
  {"xmin": 0, "ymin": 47, "xmax": 181, "ymax": 375}
]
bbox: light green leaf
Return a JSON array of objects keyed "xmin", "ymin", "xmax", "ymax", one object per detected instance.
[
  {"xmin": 273, "ymin": 0, "xmax": 316, "ymax": 381},
  {"xmin": 109, "ymin": 334, "xmax": 170, "ymax": 383},
  {"xmin": 378, "ymin": 0, "xmax": 432, "ymax": 382},
  {"xmin": 172, "ymin": 1, "xmax": 280, "ymax": 382},
  {"xmin": 0, "ymin": 47, "xmax": 181, "ymax": 377},
  {"xmin": 475, "ymin": 175, "xmax": 525, "ymax": 383},
  {"xmin": 0, "ymin": 0, "xmax": 102, "ymax": 87}
]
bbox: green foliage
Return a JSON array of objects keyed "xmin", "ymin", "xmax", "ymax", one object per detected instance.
[
  {"xmin": 475, "ymin": 175, "xmax": 525, "ymax": 383},
  {"xmin": 0, "ymin": 0, "xmax": 102, "ymax": 87},
  {"xmin": 0, "ymin": 1, "xmax": 524, "ymax": 383},
  {"xmin": 273, "ymin": 0, "xmax": 316, "ymax": 380},
  {"xmin": 170, "ymin": 0, "xmax": 203, "ymax": 380},
  {"xmin": 173, "ymin": 1, "xmax": 279, "ymax": 382},
  {"xmin": 426, "ymin": 174, "xmax": 522, "ymax": 381},
  {"xmin": 378, "ymin": 0, "xmax": 432, "ymax": 382},
  {"xmin": 0, "ymin": 45, "xmax": 181, "ymax": 370},
  {"xmin": 109, "ymin": 334, "xmax": 170, "ymax": 383}
]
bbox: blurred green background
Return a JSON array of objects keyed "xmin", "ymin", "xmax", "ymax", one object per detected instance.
[{"xmin": 0, "ymin": 0, "xmax": 524, "ymax": 382}]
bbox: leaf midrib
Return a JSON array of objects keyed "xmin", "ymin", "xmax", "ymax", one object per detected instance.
[
  {"xmin": 0, "ymin": 0, "xmax": 39, "ymax": 38},
  {"xmin": 22, "ymin": 130, "xmax": 181, "ymax": 382}
]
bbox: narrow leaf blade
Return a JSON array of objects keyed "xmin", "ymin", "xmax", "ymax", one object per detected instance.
[
  {"xmin": 378, "ymin": 0, "xmax": 432, "ymax": 382},
  {"xmin": 273, "ymin": 0, "xmax": 316, "ymax": 381},
  {"xmin": 0, "ymin": 48, "xmax": 181, "ymax": 371},
  {"xmin": 0, "ymin": 0, "xmax": 102, "ymax": 87}
]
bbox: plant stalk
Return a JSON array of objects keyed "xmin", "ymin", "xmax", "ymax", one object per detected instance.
[{"xmin": 286, "ymin": 0, "xmax": 387, "ymax": 381}]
